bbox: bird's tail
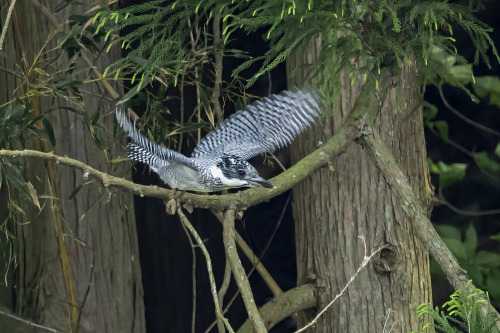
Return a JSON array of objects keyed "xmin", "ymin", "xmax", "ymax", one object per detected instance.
[
  {"xmin": 127, "ymin": 144, "xmax": 164, "ymax": 173},
  {"xmin": 115, "ymin": 105, "xmax": 195, "ymax": 171}
]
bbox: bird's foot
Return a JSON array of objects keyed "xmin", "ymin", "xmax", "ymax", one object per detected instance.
[{"xmin": 173, "ymin": 189, "xmax": 186, "ymax": 199}]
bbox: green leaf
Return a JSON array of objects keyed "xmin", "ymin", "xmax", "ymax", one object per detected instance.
[
  {"xmin": 474, "ymin": 151, "xmax": 500, "ymax": 173},
  {"xmin": 69, "ymin": 184, "xmax": 83, "ymax": 200},
  {"xmin": 437, "ymin": 161, "xmax": 467, "ymax": 188},
  {"xmin": 4, "ymin": 164, "xmax": 32, "ymax": 203},
  {"xmin": 434, "ymin": 224, "xmax": 461, "ymax": 240},
  {"xmin": 491, "ymin": 233, "xmax": 500, "ymax": 242},
  {"xmin": 55, "ymin": 80, "xmax": 83, "ymax": 90},
  {"xmin": 441, "ymin": 238, "xmax": 467, "ymax": 261},
  {"xmin": 474, "ymin": 251, "xmax": 500, "ymax": 267},
  {"xmin": 120, "ymin": 75, "xmax": 153, "ymax": 102},
  {"xmin": 91, "ymin": 110, "xmax": 101, "ymax": 125},
  {"xmin": 427, "ymin": 158, "xmax": 439, "ymax": 174},
  {"xmin": 495, "ymin": 143, "xmax": 500, "ymax": 159},
  {"xmin": 463, "ymin": 224, "xmax": 477, "ymax": 260},
  {"xmin": 473, "ymin": 76, "xmax": 500, "ymax": 108},
  {"xmin": 448, "ymin": 63, "xmax": 473, "ymax": 86},
  {"xmin": 42, "ymin": 118, "xmax": 56, "ymax": 147},
  {"xmin": 486, "ymin": 275, "xmax": 500, "ymax": 301},
  {"xmin": 462, "ymin": 264, "xmax": 483, "ymax": 285},
  {"xmin": 434, "ymin": 120, "xmax": 449, "ymax": 141}
]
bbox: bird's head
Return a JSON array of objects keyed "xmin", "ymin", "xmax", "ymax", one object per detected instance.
[{"xmin": 215, "ymin": 155, "xmax": 274, "ymax": 189}]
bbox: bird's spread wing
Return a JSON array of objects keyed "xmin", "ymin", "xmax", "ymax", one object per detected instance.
[
  {"xmin": 191, "ymin": 87, "xmax": 323, "ymax": 160},
  {"xmin": 116, "ymin": 107, "xmax": 200, "ymax": 171}
]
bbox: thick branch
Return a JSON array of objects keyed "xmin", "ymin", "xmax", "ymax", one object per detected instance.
[
  {"xmin": 237, "ymin": 284, "xmax": 316, "ymax": 333},
  {"xmin": 358, "ymin": 130, "xmax": 500, "ymax": 324},
  {"xmin": 223, "ymin": 207, "xmax": 266, "ymax": 333}
]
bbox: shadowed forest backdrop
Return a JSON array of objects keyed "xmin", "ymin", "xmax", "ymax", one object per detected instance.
[{"xmin": 0, "ymin": 0, "xmax": 500, "ymax": 332}]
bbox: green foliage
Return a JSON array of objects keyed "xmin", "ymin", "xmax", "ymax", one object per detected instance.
[
  {"xmin": 474, "ymin": 76, "xmax": 500, "ymax": 108},
  {"xmin": 0, "ymin": 101, "xmax": 42, "ymax": 212},
  {"xmin": 433, "ymin": 224, "xmax": 500, "ymax": 303},
  {"xmin": 414, "ymin": 281, "xmax": 499, "ymax": 333},
  {"xmin": 427, "ymin": 158, "xmax": 467, "ymax": 188},
  {"xmin": 94, "ymin": 0, "xmax": 499, "ymax": 96}
]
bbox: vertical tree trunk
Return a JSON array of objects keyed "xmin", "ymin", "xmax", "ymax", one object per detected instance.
[
  {"xmin": 288, "ymin": 38, "xmax": 433, "ymax": 331},
  {"xmin": 0, "ymin": 1, "xmax": 145, "ymax": 332}
]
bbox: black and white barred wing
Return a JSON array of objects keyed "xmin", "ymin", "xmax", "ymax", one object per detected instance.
[
  {"xmin": 191, "ymin": 87, "xmax": 322, "ymax": 161},
  {"xmin": 116, "ymin": 107, "xmax": 200, "ymax": 172}
]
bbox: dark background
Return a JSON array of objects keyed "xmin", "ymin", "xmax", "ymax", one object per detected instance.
[{"xmin": 125, "ymin": 2, "xmax": 500, "ymax": 331}]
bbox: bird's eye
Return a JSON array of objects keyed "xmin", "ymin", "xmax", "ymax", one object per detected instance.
[{"xmin": 238, "ymin": 170, "xmax": 246, "ymax": 177}]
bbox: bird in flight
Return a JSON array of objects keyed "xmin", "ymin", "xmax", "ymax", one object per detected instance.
[{"xmin": 116, "ymin": 87, "xmax": 322, "ymax": 192}]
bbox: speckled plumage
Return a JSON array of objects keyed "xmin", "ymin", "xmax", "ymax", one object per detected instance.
[{"xmin": 116, "ymin": 87, "xmax": 322, "ymax": 192}]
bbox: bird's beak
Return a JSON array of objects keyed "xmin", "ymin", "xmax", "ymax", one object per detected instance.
[{"xmin": 248, "ymin": 176, "xmax": 275, "ymax": 189}]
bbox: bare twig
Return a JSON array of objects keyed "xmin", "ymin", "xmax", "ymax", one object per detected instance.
[
  {"xmin": 223, "ymin": 207, "xmax": 266, "ymax": 333},
  {"xmin": 435, "ymin": 189, "xmax": 500, "ymax": 216},
  {"xmin": 75, "ymin": 254, "xmax": 96, "ymax": 333},
  {"xmin": 428, "ymin": 127, "xmax": 500, "ymax": 183},
  {"xmin": 0, "ymin": 0, "xmax": 18, "ymax": 50},
  {"xmin": 212, "ymin": 211, "xmax": 283, "ymax": 297},
  {"xmin": 438, "ymin": 85, "xmax": 500, "ymax": 137},
  {"xmin": 210, "ymin": 5, "xmax": 224, "ymax": 124},
  {"xmin": 0, "ymin": 308, "xmax": 59, "ymax": 332},
  {"xmin": 177, "ymin": 208, "xmax": 234, "ymax": 333},
  {"xmin": 294, "ymin": 237, "xmax": 388, "ymax": 333},
  {"xmin": 180, "ymin": 217, "xmax": 197, "ymax": 333}
]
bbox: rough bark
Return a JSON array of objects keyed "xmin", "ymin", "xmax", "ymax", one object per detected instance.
[
  {"xmin": 288, "ymin": 37, "xmax": 433, "ymax": 332},
  {"xmin": 0, "ymin": 1, "xmax": 145, "ymax": 332}
]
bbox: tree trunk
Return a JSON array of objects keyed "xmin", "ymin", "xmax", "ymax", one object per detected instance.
[
  {"xmin": 0, "ymin": 1, "xmax": 145, "ymax": 332},
  {"xmin": 288, "ymin": 38, "xmax": 433, "ymax": 331}
]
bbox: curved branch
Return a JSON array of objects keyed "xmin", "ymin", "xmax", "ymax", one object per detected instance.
[
  {"xmin": 0, "ymin": 76, "xmax": 381, "ymax": 212},
  {"xmin": 438, "ymin": 85, "xmax": 500, "ymax": 137},
  {"xmin": 237, "ymin": 284, "xmax": 316, "ymax": 333}
]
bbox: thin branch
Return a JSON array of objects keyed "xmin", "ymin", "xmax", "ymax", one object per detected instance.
[
  {"xmin": 178, "ymin": 71, "xmax": 186, "ymax": 152},
  {"xmin": 223, "ymin": 207, "xmax": 266, "ymax": 333},
  {"xmin": 0, "ymin": 0, "xmax": 17, "ymax": 50},
  {"xmin": 428, "ymin": 127, "xmax": 472, "ymax": 157},
  {"xmin": 212, "ymin": 210, "xmax": 283, "ymax": 297},
  {"xmin": 177, "ymin": 208, "xmax": 234, "ymax": 333},
  {"xmin": 295, "ymin": 237, "xmax": 388, "ymax": 333},
  {"xmin": 211, "ymin": 4, "xmax": 224, "ymax": 124},
  {"xmin": 438, "ymin": 85, "xmax": 500, "ymax": 137},
  {"xmin": 435, "ymin": 189, "xmax": 500, "ymax": 216},
  {"xmin": 180, "ymin": 217, "xmax": 197, "ymax": 333},
  {"xmin": 0, "ymin": 308, "xmax": 58, "ymax": 332},
  {"xmin": 30, "ymin": 0, "xmax": 58, "ymax": 26},
  {"xmin": 75, "ymin": 254, "xmax": 95, "ymax": 333},
  {"xmin": 237, "ymin": 284, "xmax": 316, "ymax": 333},
  {"xmin": 358, "ymin": 129, "xmax": 500, "ymax": 327},
  {"xmin": 217, "ymin": 259, "xmax": 232, "ymax": 333},
  {"xmin": 428, "ymin": 127, "xmax": 500, "ymax": 183}
]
